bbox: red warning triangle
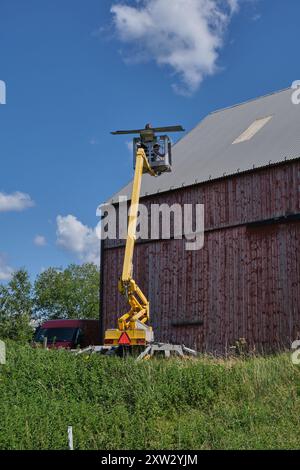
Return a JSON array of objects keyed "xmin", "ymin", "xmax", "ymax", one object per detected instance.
[{"xmin": 118, "ymin": 332, "xmax": 131, "ymax": 345}]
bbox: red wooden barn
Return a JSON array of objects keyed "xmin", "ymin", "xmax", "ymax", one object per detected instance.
[{"xmin": 100, "ymin": 88, "xmax": 300, "ymax": 354}]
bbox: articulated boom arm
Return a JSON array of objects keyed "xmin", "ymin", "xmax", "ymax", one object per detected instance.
[{"xmin": 118, "ymin": 148, "xmax": 156, "ymax": 332}]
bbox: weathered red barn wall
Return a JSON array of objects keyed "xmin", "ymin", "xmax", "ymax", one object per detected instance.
[{"xmin": 101, "ymin": 160, "xmax": 300, "ymax": 353}]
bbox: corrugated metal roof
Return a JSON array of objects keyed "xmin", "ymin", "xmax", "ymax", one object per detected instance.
[{"xmin": 108, "ymin": 87, "xmax": 300, "ymax": 203}]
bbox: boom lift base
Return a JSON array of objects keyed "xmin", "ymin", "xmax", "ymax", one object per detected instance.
[
  {"xmin": 136, "ymin": 343, "xmax": 198, "ymax": 361},
  {"xmin": 104, "ymin": 320, "xmax": 154, "ymax": 347},
  {"xmin": 74, "ymin": 343, "xmax": 198, "ymax": 361}
]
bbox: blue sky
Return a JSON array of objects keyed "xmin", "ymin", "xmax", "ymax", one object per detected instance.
[{"xmin": 0, "ymin": 0, "xmax": 299, "ymax": 281}]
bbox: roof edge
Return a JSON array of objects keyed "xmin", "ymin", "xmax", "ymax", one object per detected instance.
[
  {"xmin": 109, "ymin": 154, "xmax": 300, "ymax": 205},
  {"xmin": 209, "ymin": 86, "xmax": 291, "ymax": 116}
]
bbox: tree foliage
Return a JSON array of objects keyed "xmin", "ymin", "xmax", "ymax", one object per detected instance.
[
  {"xmin": 0, "ymin": 264, "xmax": 100, "ymax": 341},
  {"xmin": 0, "ymin": 269, "xmax": 33, "ymax": 342},
  {"xmin": 34, "ymin": 263, "xmax": 99, "ymax": 320}
]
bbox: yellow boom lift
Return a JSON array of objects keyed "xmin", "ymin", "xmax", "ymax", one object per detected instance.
[
  {"xmin": 103, "ymin": 124, "xmax": 198, "ymax": 359},
  {"xmin": 104, "ymin": 124, "xmax": 184, "ymax": 346}
]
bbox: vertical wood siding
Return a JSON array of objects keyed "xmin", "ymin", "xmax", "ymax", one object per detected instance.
[{"xmin": 101, "ymin": 161, "xmax": 300, "ymax": 354}]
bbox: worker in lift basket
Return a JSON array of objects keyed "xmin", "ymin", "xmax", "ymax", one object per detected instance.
[{"xmin": 152, "ymin": 143, "xmax": 164, "ymax": 161}]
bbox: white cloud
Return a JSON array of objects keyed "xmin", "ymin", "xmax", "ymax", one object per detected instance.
[
  {"xmin": 0, "ymin": 191, "xmax": 35, "ymax": 212},
  {"xmin": 126, "ymin": 140, "xmax": 133, "ymax": 153},
  {"xmin": 0, "ymin": 253, "xmax": 13, "ymax": 281},
  {"xmin": 56, "ymin": 215, "xmax": 100, "ymax": 265},
  {"xmin": 111, "ymin": 0, "xmax": 241, "ymax": 95},
  {"xmin": 34, "ymin": 235, "xmax": 47, "ymax": 247}
]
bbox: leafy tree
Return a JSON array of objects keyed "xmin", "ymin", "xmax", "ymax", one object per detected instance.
[
  {"xmin": 34, "ymin": 263, "xmax": 99, "ymax": 320},
  {"xmin": 0, "ymin": 269, "xmax": 34, "ymax": 342}
]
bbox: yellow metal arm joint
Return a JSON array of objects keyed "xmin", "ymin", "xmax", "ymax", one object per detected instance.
[{"xmin": 118, "ymin": 279, "xmax": 150, "ymax": 331}]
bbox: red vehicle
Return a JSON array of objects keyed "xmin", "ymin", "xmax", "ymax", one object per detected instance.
[{"xmin": 33, "ymin": 319, "xmax": 101, "ymax": 349}]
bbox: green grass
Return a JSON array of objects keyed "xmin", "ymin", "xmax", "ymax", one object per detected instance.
[{"xmin": 1, "ymin": 342, "xmax": 300, "ymax": 450}]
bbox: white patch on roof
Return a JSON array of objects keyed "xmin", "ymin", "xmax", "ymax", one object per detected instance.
[{"xmin": 232, "ymin": 116, "xmax": 273, "ymax": 144}]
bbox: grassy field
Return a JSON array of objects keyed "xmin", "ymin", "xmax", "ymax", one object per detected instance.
[{"xmin": 0, "ymin": 342, "xmax": 300, "ymax": 450}]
